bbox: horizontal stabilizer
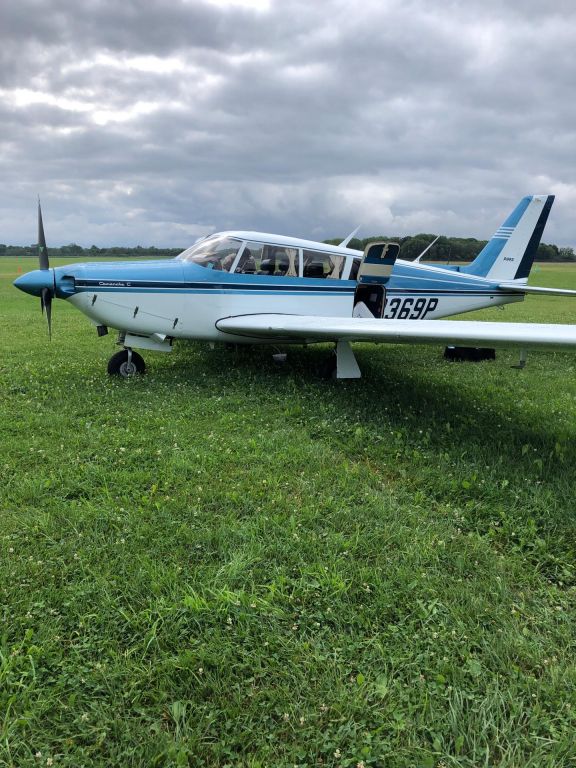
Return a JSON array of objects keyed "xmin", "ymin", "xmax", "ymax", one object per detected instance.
[
  {"xmin": 216, "ymin": 314, "xmax": 576, "ymax": 352},
  {"xmin": 498, "ymin": 282, "xmax": 576, "ymax": 297}
]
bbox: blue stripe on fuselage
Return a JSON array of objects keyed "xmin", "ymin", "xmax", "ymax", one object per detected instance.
[{"xmin": 55, "ymin": 258, "xmax": 504, "ymax": 298}]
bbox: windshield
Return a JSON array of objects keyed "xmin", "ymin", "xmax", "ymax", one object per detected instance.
[{"xmin": 177, "ymin": 236, "xmax": 242, "ymax": 271}]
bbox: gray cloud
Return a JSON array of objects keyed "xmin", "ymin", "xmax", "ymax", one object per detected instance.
[{"xmin": 1, "ymin": 0, "xmax": 575, "ymax": 247}]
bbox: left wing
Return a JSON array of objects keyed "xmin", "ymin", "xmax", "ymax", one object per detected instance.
[{"xmin": 216, "ymin": 314, "xmax": 576, "ymax": 351}]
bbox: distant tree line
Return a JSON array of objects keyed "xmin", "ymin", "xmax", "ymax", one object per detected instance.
[
  {"xmin": 1, "ymin": 237, "xmax": 574, "ymax": 263},
  {"xmin": 0, "ymin": 244, "xmax": 183, "ymax": 259},
  {"xmin": 324, "ymin": 235, "xmax": 576, "ymax": 263}
]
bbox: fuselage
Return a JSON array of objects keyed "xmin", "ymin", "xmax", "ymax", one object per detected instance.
[{"xmin": 17, "ymin": 229, "xmax": 523, "ymax": 345}]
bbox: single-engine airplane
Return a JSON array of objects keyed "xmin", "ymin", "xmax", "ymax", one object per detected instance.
[{"xmin": 13, "ymin": 194, "xmax": 576, "ymax": 378}]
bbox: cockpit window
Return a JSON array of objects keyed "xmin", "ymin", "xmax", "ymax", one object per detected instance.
[{"xmin": 177, "ymin": 236, "xmax": 242, "ymax": 271}]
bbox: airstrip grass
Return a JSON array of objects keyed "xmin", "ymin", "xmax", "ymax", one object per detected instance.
[{"xmin": 1, "ymin": 259, "xmax": 576, "ymax": 767}]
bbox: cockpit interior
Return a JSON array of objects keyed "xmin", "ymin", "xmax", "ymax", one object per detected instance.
[{"xmin": 177, "ymin": 235, "xmax": 356, "ymax": 279}]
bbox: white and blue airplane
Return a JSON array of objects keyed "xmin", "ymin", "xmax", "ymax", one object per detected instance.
[{"xmin": 13, "ymin": 194, "xmax": 576, "ymax": 378}]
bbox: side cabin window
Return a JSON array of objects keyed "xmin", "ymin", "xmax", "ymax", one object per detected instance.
[
  {"xmin": 235, "ymin": 242, "xmax": 299, "ymax": 277},
  {"xmin": 348, "ymin": 257, "xmax": 361, "ymax": 281},
  {"xmin": 303, "ymin": 250, "xmax": 344, "ymax": 279},
  {"xmin": 178, "ymin": 236, "xmax": 241, "ymax": 272}
]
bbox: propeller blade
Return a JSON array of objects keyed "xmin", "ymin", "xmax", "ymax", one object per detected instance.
[
  {"xmin": 41, "ymin": 286, "xmax": 52, "ymax": 340},
  {"xmin": 38, "ymin": 198, "xmax": 50, "ymax": 270},
  {"xmin": 38, "ymin": 199, "xmax": 53, "ymax": 338}
]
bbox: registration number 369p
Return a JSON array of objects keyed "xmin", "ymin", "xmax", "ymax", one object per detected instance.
[{"xmin": 384, "ymin": 297, "xmax": 438, "ymax": 319}]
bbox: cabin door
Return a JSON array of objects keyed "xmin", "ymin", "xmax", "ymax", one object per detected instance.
[
  {"xmin": 353, "ymin": 284, "xmax": 386, "ymax": 318},
  {"xmin": 352, "ymin": 241, "xmax": 400, "ymax": 318}
]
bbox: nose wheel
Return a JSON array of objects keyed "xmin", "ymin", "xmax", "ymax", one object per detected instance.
[{"xmin": 108, "ymin": 348, "xmax": 146, "ymax": 377}]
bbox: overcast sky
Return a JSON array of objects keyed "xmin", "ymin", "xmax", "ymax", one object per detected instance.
[{"xmin": 1, "ymin": 0, "xmax": 575, "ymax": 248}]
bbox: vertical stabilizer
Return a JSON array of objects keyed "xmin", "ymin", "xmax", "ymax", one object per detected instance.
[{"xmin": 462, "ymin": 195, "xmax": 554, "ymax": 281}]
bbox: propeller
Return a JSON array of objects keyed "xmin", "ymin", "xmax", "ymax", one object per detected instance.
[
  {"xmin": 40, "ymin": 287, "xmax": 52, "ymax": 340},
  {"xmin": 37, "ymin": 198, "xmax": 53, "ymax": 339}
]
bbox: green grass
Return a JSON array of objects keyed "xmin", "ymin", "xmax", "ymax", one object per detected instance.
[{"xmin": 1, "ymin": 259, "xmax": 576, "ymax": 767}]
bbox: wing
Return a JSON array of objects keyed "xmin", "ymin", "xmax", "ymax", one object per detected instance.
[{"xmin": 216, "ymin": 314, "xmax": 576, "ymax": 351}]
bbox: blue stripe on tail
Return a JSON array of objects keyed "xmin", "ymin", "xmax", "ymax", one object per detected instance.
[{"xmin": 513, "ymin": 195, "xmax": 554, "ymax": 279}]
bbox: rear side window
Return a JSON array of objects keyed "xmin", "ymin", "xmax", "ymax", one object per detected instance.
[
  {"xmin": 348, "ymin": 258, "xmax": 360, "ymax": 281},
  {"xmin": 303, "ymin": 250, "xmax": 344, "ymax": 279}
]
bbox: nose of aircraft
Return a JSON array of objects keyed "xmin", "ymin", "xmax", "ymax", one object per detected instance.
[{"xmin": 13, "ymin": 269, "xmax": 55, "ymax": 297}]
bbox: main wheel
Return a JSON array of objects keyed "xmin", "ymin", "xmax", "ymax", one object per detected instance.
[{"xmin": 107, "ymin": 349, "xmax": 146, "ymax": 377}]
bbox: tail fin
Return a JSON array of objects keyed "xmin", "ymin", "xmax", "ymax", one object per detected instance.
[{"xmin": 461, "ymin": 195, "xmax": 554, "ymax": 281}]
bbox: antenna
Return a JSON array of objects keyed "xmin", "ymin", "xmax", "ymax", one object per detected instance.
[
  {"xmin": 414, "ymin": 235, "xmax": 440, "ymax": 263},
  {"xmin": 339, "ymin": 225, "xmax": 361, "ymax": 248}
]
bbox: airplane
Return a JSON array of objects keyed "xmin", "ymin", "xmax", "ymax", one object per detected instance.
[{"xmin": 13, "ymin": 194, "xmax": 576, "ymax": 379}]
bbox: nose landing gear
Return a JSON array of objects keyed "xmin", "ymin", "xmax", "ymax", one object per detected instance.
[{"xmin": 107, "ymin": 348, "xmax": 146, "ymax": 377}]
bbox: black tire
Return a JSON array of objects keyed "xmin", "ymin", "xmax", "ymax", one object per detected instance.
[{"xmin": 107, "ymin": 349, "xmax": 146, "ymax": 377}]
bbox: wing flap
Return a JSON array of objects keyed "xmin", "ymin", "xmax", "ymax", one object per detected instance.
[{"xmin": 216, "ymin": 314, "xmax": 576, "ymax": 351}]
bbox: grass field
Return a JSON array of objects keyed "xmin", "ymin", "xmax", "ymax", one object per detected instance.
[{"xmin": 1, "ymin": 259, "xmax": 576, "ymax": 767}]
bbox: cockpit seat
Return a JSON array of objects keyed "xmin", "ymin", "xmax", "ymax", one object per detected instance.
[
  {"xmin": 257, "ymin": 259, "xmax": 276, "ymax": 275},
  {"xmin": 274, "ymin": 260, "xmax": 289, "ymax": 276},
  {"xmin": 304, "ymin": 262, "xmax": 324, "ymax": 278}
]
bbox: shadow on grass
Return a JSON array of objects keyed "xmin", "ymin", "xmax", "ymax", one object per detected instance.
[
  {"xmin": 169, "ymin": 340, "xmax": 576, "ymax": 473},
  {"xmin": 164, "ymin": 341, "xmax": 576, "ymax": 580}
]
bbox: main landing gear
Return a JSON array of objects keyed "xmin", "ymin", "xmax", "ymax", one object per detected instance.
[
  {"xmin": 320, "ymin": 342, "xmax": 362, "ymax": 379},
  {"xmin": 108, "ymin": 348, "xmax": 146, "ymax": 378}
]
